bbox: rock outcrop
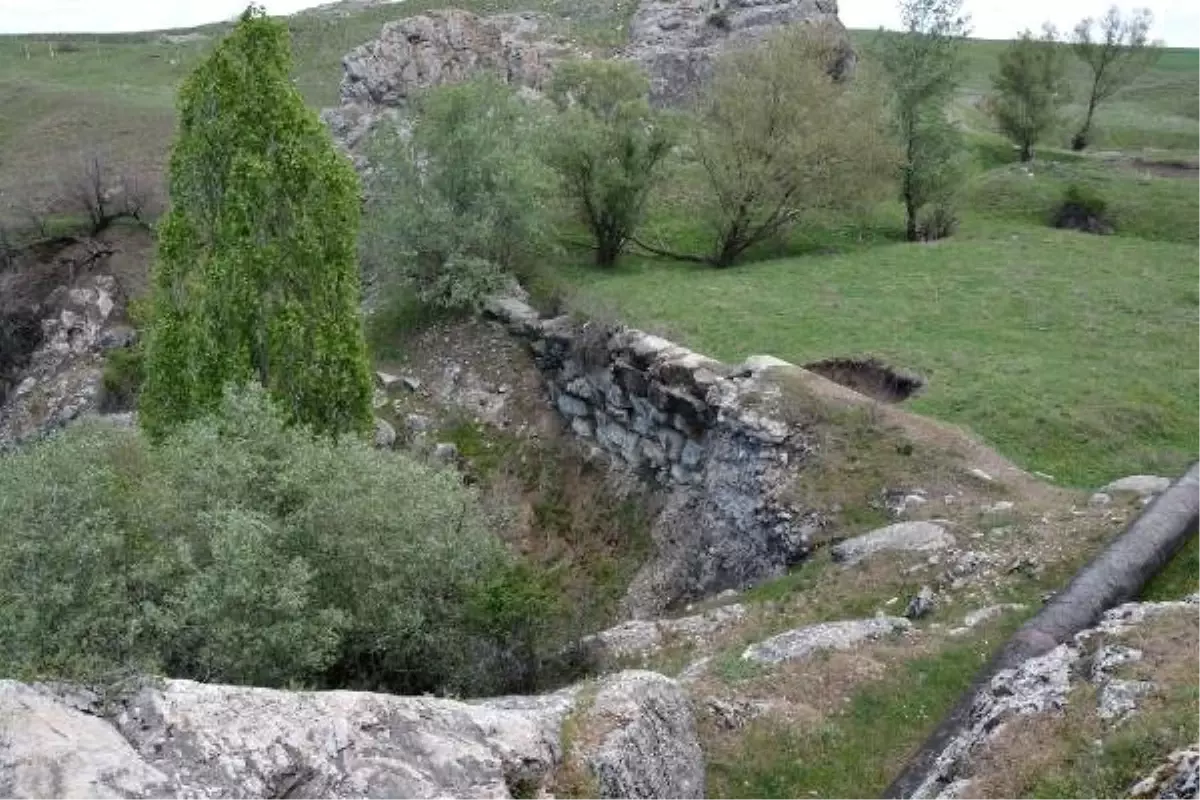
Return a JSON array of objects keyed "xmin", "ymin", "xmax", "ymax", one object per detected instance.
[
  {"xmin": 909, "ymin": 596, "xmax": 1200, "ymax": 799},
  {"xmin": 625, "ymin": 0, "xmax": 854, "ymax": 105},
  {"xmin": 321, "ymin": 0, "xmax": 852, "ymax": 154},
  {"xmin": 0, "ymin": 670, "xmax": 702, "ymax": 799},
  {"xmin": 322, "ymin": 10, "xmax": 577, "ymax": 155},
  {"xmin": 0, "ymin": 272, "xmax": 124, "ymax": 449},
  {"xmin": 741, "ymin": 616, "xmax": 913, "ymax": 665}
]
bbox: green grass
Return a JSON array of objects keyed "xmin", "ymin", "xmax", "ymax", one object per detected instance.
[
  {"xmin": 560, "ymin": 215, "xmax": 1198, "ymax": 488},
  {"xmin": 707, "ymin": 625, "xmax": 1017, "ymax": 798},
  {"xmin": 1140, "ymin": 535, "xmax": 1200, "ymax": 601}
]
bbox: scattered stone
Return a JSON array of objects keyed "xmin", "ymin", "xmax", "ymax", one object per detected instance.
[
  {"xmin": 404, "ymin": 413, "xmax": 433, "ymax": 434},
  {"xmin": 1091, "ymin": 644, "xmax": 1143, "ymax": 682},
  {"xmin": 401, "ymin": 375, "xmax": 422, "ymax": 392},
  {"xmin": 1089, "ymin": 492, "xmax": 1113, "ymax": 507},
  {"xmin": 742, "ymin": 617, "xmax": 912, "ymax": 665},
  {"xmin": 906, "ymin": 586, "xmax": 936, "ymax": 619},
  {"xmin": 1128, "ymin": 744, "xmax": 1199, "ymax": 799},
  {"xmin": 831, "ymin": 522, "xmax": 955, "ymax": 565},
  {"xmin": 1101, "ymin": 475, "xmax": 1171, "ymax": 497},
  {"xmin": 1098, "ymin": 679, "xmax": 1154, "ymax": 721},
  {"xmin": 372, "ymin": 417, "xmax": 396, "ymax": 449},
  {"xmin": 433, "ymin": 442, "xmax": 459, "ymax": 464},
  {"xmin": 704, "ymin": 697, "xmax": 769, "ymax": 731},
  {"xmin": 584, "ymin": 604, "xmax": 748, "ymax": 661},
  {"xmin": 982, "ymin": 500, "xmax": 1014, "ymax": 514},
  {"xmin": 571, "ymin": 416, "xmax": 595, "ymax": 439},
  {"xmin": 556, "ymin": 392, "xmax": 591, "ymax": 418},
  {"xmin": 910, "ymin": 644, "xmax": 1076, "ymax": 798},
  {"xmin": 968, "ymin": 468, "xmax": 993, "ymax": 482},
  {"xmin": 374, "ymin": 370, "xmax": 402, "ymax": 389},
  {"xmin": 961, "ymin": 603, "xmax": 1026, "ymax": 629}
]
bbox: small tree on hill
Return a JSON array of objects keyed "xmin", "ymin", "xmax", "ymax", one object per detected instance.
[
  {"xmin": 140, "ymin": 6, "xmax": 373, "ymax": 439},
  {"xmin": 986, "ymin": 25, "xmax": 1072, "ymax": 162},
  {"xmin": 543, "ymin": 60, "xmax": 673, "ymax": 268},
  {"xmin": 361, "ymin": 77, "xmax": 555, "ymax": 312},
  {"xmin": 875, "ymin": 0, "xmax": 971, "ymax": 242},
  {"xmin": 1070, "ymin": 7, "xmax": 1160, "ymax": 150},
  {"xmin": 687, "ymin": 24, "xmax": 896, "ymax": 266}
]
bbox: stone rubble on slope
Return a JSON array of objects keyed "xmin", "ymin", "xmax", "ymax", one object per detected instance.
[
  {"xmin": 830, "ymin": 521, "xmax": 956, "ymax": 565},
  {"xmin": 911, "ymin": 596, "xmax": 1200, "ymax": 799},
  {"xmin": 742, "ymin": 616, "xmax": 913, "ymax": 665},
  {"xmin": 1128, "ymin": 744, "xmax": 1200, "ymax": 799}
]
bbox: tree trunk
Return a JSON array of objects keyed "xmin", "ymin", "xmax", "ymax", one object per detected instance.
[
  {"xmin": 1073, "ymin": 94, "xmax": 1100, "ymax": 151},
  {"xmin": 1019, "ymin": 142, "xmax": 1033, "ymax": 162},
  {"xmin": 904, "ymin": 193, "xmax": 918, "ymax": 243}
]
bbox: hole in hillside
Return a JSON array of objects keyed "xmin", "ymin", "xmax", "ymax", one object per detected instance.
[{"xmin": 803, "ymin": 357, "xmax": 925, "ymax": 403}]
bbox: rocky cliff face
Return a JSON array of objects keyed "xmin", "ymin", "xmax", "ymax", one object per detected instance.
[
  {"xmin": 0, "ymin": 670, "xmax": 703, "ymax": 799},
  {"xmin": 625, "ymin": 0, "xmax": 854, "ymax": 105},
  {"xmin": 321, "ymin": 0, "xmax": 852, "ymax": 154}
]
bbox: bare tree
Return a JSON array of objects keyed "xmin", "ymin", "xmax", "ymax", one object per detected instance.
[
  {"xmin": 71, "ymin": 154, "xmax": 150, "ymax": 235},
  {"xmin": 1070, "ymin": 7, "xmax": 1160, "ymax": 150}
]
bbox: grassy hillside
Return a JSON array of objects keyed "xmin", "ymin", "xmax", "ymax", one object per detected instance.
[{"xmin": 2, "ymin": 2, "xmax": 1196, "ymax": 488}]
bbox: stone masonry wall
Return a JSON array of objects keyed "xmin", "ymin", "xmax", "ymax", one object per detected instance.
[{"xmin": 484, "ymin": 295, "xmax": 825, "ymax": 616}]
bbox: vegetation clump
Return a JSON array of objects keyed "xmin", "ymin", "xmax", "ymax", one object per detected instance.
[
  {"xmin": 986, "ymin": 25, "xmax": 1072, "ymax": 162},
  {"xmin": 1053, "ymin": 183, "xmax": 1115, "ymax": 234},
  {"xmin": 0, "ymin": 385, "xmax": 571, "ymax": 696}
]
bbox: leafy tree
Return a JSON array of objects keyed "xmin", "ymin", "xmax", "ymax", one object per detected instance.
[
  {"xmin": 361, "ymin": 77, "xmax": 555, "ymax": 312},
  {"xmin": 140, "ymin": 6, "xmax": 372, "ymax": 439},
  {"xmin": 875, "ymin": 0, "xmax": 971, "ymax": 242},
  {"xmin": 544, "ymin": 60, "xmax": 673, "ymax": 268},
  {"xmin": 987, "ymin": 25, "xmax": 1072, "ymax": 162},
  {"xmin": 1070, "ymin": 7, "xmax": 1160, "ymax": 150},
  {"xmin": 683, "ymin": 25, "xmax": 896, "ymax": 266}
]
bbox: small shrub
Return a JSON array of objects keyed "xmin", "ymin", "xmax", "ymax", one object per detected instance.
[
  {"xmin": 0, "ymin": 385, "xmax": 570, "ymax": 696},
  {"xmin": 1053, "ymin": 183, "xmax": 1114, "ymax": 234},
  {"xmin": 915, "ymin": 201, "xmax": 959, "ymax": 241},
  {"xmin": 100, "ymin": 346, "xmax": 145, "ymax": 412},
  {"xmin": 706, "ymin": 9, "xmax": 731, "ymax": 30}
]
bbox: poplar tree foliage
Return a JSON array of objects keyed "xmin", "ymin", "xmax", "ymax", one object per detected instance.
[
  {"xmin": 875, "ymin": 0, "xmax": 971, "ymax": 242},
  {"xmin": 544, "ymin": 60, "xmax": 673, "ymax": 268},
  {"xmin": 1070, "ymin": 7, "xmax": 1159, "ymax": 150},
  {"xmin": 987, "ymin": 26, "xmax": 1073, "ymax": 162},
  {"xmin": 141, "ymin": 6, "xmax": 373, "ymax": 439}
]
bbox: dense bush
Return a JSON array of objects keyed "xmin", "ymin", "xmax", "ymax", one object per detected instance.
[
  {"xmin": 361, "ymin": 77, "xmax": 556, "ymax": 313},
  {"xmin": 985, "ymin": 26, "xmax": 1072, "ymax": 162},
  {"xmin": 0, "ymin": 385, "xmax": 569, "ymax": 695},
  {"xmin": 1053, "ymin": 183, "xmax": 1115, "ymax": 234}
]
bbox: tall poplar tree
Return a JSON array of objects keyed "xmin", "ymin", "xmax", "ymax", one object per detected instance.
[{"xmin": 141, "ymin": 6, "xmax": 372, "ymax": 439}]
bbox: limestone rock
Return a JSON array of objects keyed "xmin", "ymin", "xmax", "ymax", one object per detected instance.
[
  {"xmin": 742, "ymin": 616, "xmax": 912, "ymax": 665},
  {"xmin": 625, "ymin": 0, "xmax": 854, "ymax": 106},
  {"xmin": 0, "ymin": 274, "xmax": 121, "ymax": 449},
  {"xmin": 0, "ymin": 680, "xmax": 168, "ymax": 799},
  {"xmin": 831, "ymin": 521, "xmax": 955, "ymax": 565},
  {"xmin": 1102, "ymin": 475, "xmax": 1171, "ymax": 497},
  {"xmin": 0, "ymin": 671, "xmax": 699, "ymax": 799},
  {"xmin": 961, "ymin": 603, "xmax": 1027, "ymax": 629},
  {"xmin": 906, "ymin": 586, "xmax": 936, "ymax": 619},
  {"xmin": 571, "ymin": 671, "xmax": 705, "ymax": 799},
  {"xmin": 1128, "ymin": 744, "xmax": 1199, "ymax": 799},
  {"xmin": 373, "ymin": 416, "xmax": 396, "ymax": 448},
  {"xmin": 584, "ymin": 603, "xmax": 748, "ymax": 661}
]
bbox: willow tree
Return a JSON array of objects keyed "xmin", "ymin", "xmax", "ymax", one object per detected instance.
[{"xmin": 141, "ymin": 6, "xmax": 372, "ymax": 439}]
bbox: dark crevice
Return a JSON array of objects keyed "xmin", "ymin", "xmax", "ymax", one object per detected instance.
[{"xmin": 803, "ymin": 357, "xmax": 925, "ymax": 403}]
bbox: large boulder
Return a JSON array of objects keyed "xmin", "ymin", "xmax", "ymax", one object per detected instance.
[
  {"xmin": 322, "ymin": 10, "xmax": 577, "ymax": 154},
  {"xmin": 0, "ymin": 671, "xmax": 703, "ymax": 799},
  {"xmin": 624, "ymin": 0, "xmax": 855, "ymax": 105}
]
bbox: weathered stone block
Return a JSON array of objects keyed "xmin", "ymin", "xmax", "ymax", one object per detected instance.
[{"xmin": 556, "ymin": 392, "xmax": 591, "ymax": 418}]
